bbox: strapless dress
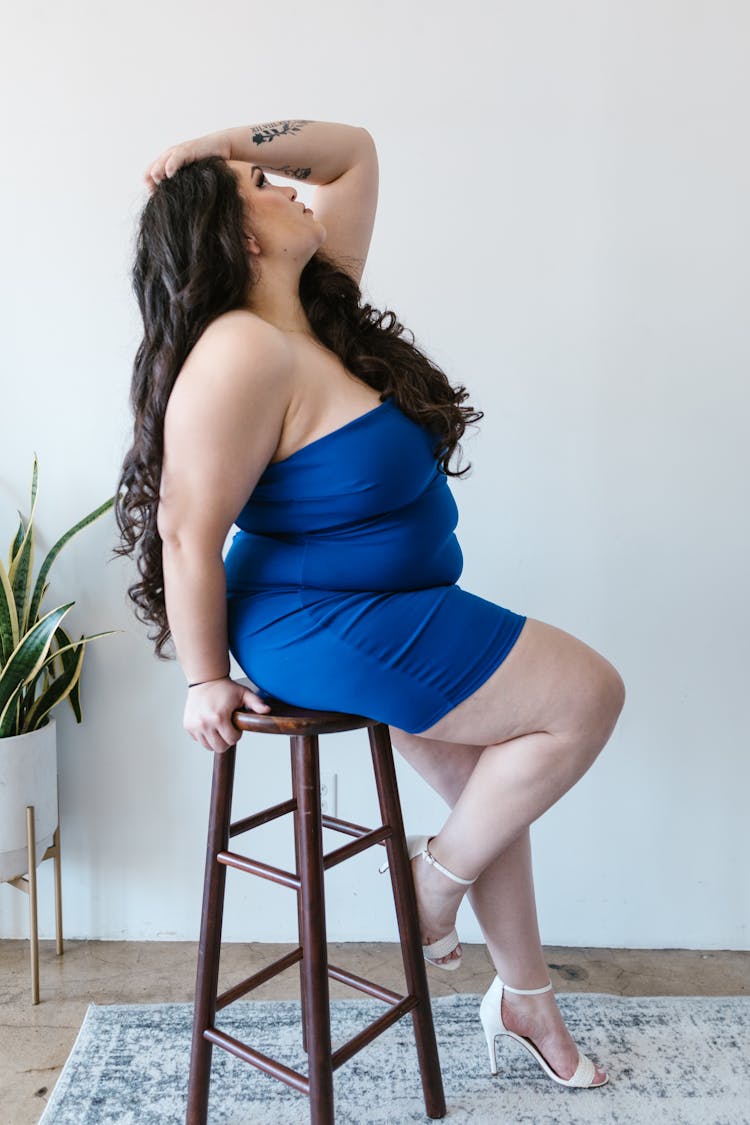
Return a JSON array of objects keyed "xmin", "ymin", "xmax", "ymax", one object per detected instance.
[{"xmin": 224, "ymin": 396, "xmax": 526, "ymax": 734}]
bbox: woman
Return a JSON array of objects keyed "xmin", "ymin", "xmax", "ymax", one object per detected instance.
[{"xmin": 116, "ymin": 119, "xmax": 625, "ymax": 1090}]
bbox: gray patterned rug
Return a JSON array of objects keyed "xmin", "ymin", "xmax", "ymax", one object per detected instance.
[{"xmin": 38, "ymin": 994, "xmax": 750, "ymax": 1124}]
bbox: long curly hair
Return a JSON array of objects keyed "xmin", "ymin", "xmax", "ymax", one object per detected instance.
[{"xmin": 115, "ymin": 155, "xmax": 484, "ymax": 657}]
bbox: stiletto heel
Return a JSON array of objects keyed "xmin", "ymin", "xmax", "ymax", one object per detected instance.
[
  {"xmin": 379, "ymin": 834, "xmax": 475, "ymax": 971},
  {"xmin": 479, "ymin": 975, "xmax": 608, "ymax": 1088},
  {"xmin": 484, "ymin": 1025, "xmax": 498, "ymax": 1075}
]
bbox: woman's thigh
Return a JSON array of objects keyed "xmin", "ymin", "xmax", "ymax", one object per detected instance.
[{"xmin": 405, "ymin": 616, "xmax": 625, "ymax": 748}]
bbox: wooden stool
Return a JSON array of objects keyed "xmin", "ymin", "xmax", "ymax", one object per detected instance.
[{"xmin": 186, "ymin": 700, "xmax": 446, "ymax": 1125}]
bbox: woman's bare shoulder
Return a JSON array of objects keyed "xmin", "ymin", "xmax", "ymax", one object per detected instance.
[
  {"xmin": 161, "ymin": 310, "xmax": 294, "ymax": 525},
  {"xmin": 176, "ymin": 310, "xmax": 294, "ymax": 399},
  {"xmin": 190, "ymin": 308, "xmax": 293, "ymax": 362},
  {"xmin": 167, "ymin": 311, "xmax": 294, "ymax": 440}
]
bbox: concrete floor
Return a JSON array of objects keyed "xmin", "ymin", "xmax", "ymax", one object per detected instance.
[{"xmin": 1, "ymin": 939, "xmax": 748, "ymax": 1125}]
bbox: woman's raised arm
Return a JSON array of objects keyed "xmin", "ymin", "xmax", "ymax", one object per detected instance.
[{"xmin": 145, "ymin": 119, "xmax": 379, "ymax": 284}]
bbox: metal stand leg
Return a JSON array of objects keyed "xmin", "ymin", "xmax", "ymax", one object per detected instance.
[
  {"xmin": 53, "ymin": 781, "xmax": 64, "ymax": 956},
  {"xmin": 52, "ymin": 824, "xmax": 64, "ymax": 956},
  {"xmin": 25, "ymin": 806, "xmax": 40, "ymax": 1006}
]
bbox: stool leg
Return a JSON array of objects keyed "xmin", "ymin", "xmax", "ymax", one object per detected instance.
[
  {"xmin": 290, "ymin": 746, "xmax": 308, "ymax": 1055},
  {"xmin": 291, "ymin": 734, "xmax": 334, "ymax": 1125},
  {"xmin": 187, "ymin": 746, "xmax": 236, "ymax": 1125},
  {"xmin": 368, "ymin": 723, "xmax": 447, "ymax": 1120}
]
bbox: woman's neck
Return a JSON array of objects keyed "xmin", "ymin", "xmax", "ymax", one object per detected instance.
[{"xmin": 246, "ymin": 266, "xmax": 312, "ymax": 335}]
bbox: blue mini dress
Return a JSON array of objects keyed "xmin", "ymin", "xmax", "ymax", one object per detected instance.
[{"xmin": 224, "ymin": 396, "xmax": 526, "ymax": 735}]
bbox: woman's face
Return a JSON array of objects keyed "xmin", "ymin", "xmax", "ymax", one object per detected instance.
[{"xmin": 229, "ymin": 160, "xmax": 326, "ymax": 268}]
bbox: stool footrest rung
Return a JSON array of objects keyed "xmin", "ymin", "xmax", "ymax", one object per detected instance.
[
  {"xmin": 206, "ymin": 991, "xmax": 417, "ymax": 1084},
  {"xmin": 321, "ymin": 812, "xmax": 379, "ymax": 839},
  {"xmin": 230, "ymin": 798, "xmax": 297, "ymax": 837},
  {"xmin": 204, "ymin": 1026, "xmax": 309, "ymax": 1094},
  {"xmin": 327, "ymin": 962, "xmax": 405, "ymax": 1006},
  {"xmin": 331, "ymin": 996, "xmax": 418, "ymax": 1071},
  {"xmin": 230, "ymin": 804, "xmax": 390, "ymax": 848},
  {"xmin": 322, "ymin": 826, "xmax": 391, "ymax": 870},
  {"xmin": 217, "ymin": 946, "xmax": 303, "ymax": 1010},
  {"xmin": 217, "ymin": 850, "xmax": 300, "ymax": 890}
]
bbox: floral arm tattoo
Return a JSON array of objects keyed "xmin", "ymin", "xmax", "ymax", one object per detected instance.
[
  {"xmin": 263, "ymin": 163, "xmax": 312, "ymax": 181},
  {"xmin": 249, "ymin": 120, "xmax": 313, "ymax": 180},
  {"xmin": 251, "ymin": 120, "xmax": 311, "ymax": 145}
]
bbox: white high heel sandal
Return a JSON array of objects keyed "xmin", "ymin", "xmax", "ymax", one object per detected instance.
[
  {"xmin": 479, "ymin": 976, "xmax": 608, "ymax": 1088},
  {"xmin": 379, "ymin": 834, "xmax": 476, "ymax": 971}
]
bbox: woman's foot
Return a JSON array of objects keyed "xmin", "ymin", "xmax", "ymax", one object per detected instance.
[
  {"xmin": 499, "ymin": 986, "xmax": 607, "ymax": 1084},
  {"xmin": 410, "ymin": 837, "xmax": 471, "ymax": 967}
]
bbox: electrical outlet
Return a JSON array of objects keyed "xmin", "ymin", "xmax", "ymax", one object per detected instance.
[{"xmin": 320, "ymin": 772, "xmax": 337, "ymax": 816}]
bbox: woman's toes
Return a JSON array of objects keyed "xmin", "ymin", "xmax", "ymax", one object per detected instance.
[{"xmin": 435, "ymin": 941, "xmax": 461, "ymax": 966}]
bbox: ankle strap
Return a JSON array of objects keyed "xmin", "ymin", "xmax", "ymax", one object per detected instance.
[
  {"xmin": 502, "ymin": 978, "xmax": 552, "ymax": 995},
  {"xmin": 420, "ymin": 843, "xmax": 476, "ymax": 886}
]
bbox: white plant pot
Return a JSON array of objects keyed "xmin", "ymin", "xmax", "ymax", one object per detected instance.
[{"xmin": 0, "ymin": 719, "xmax": 58, "ymax": 883}]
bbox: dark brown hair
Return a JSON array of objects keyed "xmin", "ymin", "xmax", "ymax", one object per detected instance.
[{"xmin": 115, "ymin": 156, "xmax": 483, "ymax": 656}]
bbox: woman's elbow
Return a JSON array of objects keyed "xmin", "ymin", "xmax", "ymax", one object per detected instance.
[
  {"xmin": 156, "ymin": 500, "xmax": 180, "ymax": 546},
  {"xmin": 157, "ymin": 504, "xmax": 226, "ymax": 559}
]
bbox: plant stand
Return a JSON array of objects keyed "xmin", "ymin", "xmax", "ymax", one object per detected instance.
[{"xmin": 5, "ymin": 802, "xmax": 64, "ymax": 1005}]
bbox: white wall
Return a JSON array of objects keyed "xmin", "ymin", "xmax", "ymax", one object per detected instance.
[{"xmin": 1, "ymin": 1, "xmax": 748, "ymax": 949}]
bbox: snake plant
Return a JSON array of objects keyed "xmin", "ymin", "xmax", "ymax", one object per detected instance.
[{"xmin": 0, "ymin": 456, "xmax": 115, "ymax": 737}]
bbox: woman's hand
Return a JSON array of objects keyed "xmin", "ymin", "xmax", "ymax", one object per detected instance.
[
  {"xmin": 183, "ymin": 676, "xmax": 271, "ymax": 753},
  {"xmin": 144, "ymin": 129, "xmax": 233, "ymax": 193}
]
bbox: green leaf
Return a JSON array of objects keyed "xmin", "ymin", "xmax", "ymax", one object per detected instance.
[
  {"xmin": 37, "ymin": 629, "xmax": 116, "ymax": 672},
  {"xmin": 0, "ymin": 557, "xmax": 19, "ymax": 666},
  {"xmin": 0, "ymin": 603, "xmax": 73, "ymax": 727},
  {"xmin": 0, "ymin": 686, "xmax": 22, "ymax": 738},
  {"xmin": 10, "ymin": 528, "xmax": 34, "ymax": 634},
  {"xmin": 8, "ymin": 512, "xmax": 25, "ymax": 570},
  {"xmin": 32, "ymin": 581, "xmax": 50, "ymax": 627},
  {"xmin": 17, "ymin": 679, "xmax": 34, "ymax": 734},
  {"xmin": 23, "ymin": 643, "xmax": 85, "ymax": 732},
  {"xmin": 7, "ymin": 624, "xmax": 117, "ymax": 735},
  {"xmin": 48, "ymin": 625, "xmax": 66, "ymax": 677},
  {"xmin": 27, "ymin": 496, "xmax": 114, "ymax": 632},
  {"xmin": 8, "ymin": 483, "xmax": 39, "ymax": 634},
  {"xmin": 47, "ymin": 620, "xmax": 66, "ymax": 679},
  {"xmin": 28, "ymin": 628, "xmax": 117, "ymax": 731},
  {"xmin": 53, "ymin": 625, "xmax": 82, "ymax": 721},
  {"xmin": 30, "ymin": 454, "xmax": 39, "ymax": 511}
]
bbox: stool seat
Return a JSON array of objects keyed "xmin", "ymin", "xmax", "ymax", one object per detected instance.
[
  {"xmin": 186, "ymin": 700, "xmax": 446, "ymax": 1124},
  {"xmin": 233, "ymin": 698, "xmax": 376, "ymax": 736}
]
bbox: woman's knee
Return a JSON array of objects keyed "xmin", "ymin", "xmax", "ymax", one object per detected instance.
[
  {"xmin": 606, "ymin": 662, "xmax": 627, "ymax": 717},
  {"xmin": 567, "ymin": 657, "xmax": 626, "ymax": 754},
  {"xmin": 400, "ymin": 617, "xmax": 625, "ymax": 751},
  {"xmin": 598, "ymin": 658, "xmax": 626, "ymax": 732}
]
